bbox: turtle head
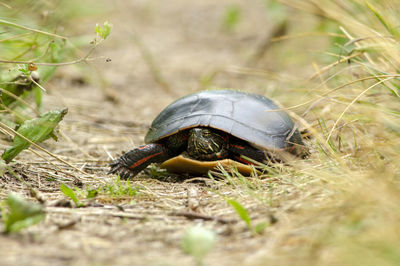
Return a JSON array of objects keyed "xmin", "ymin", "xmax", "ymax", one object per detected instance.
[{"xmin": 187, "ymin": 128, "xmax": 227, "ymax": 160}]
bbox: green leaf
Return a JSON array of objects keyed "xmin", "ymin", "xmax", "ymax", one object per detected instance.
[
  {"xmin": 102, "ymin": 21, "xmax": 113, "ymax": 39},
  {"xmin": 3, "ymin": 193, "xmax": 45, "ymax": 234},
  {"xmin": 254, "ymin": 222, "xmax": 269, "ymax": 234},
  {"xmin": 18, "ymin": 65, "xmax": 31, "ymax": 76},
  {"xmin": 86, "ymin": 189, "xmax": 98, "ymax": 199},
  {"xmin": 227, "ymin": 199, "xmax": 252, "ymax": 229},
  {"xmin": 49, "ymin": 39, "xmax": 64, "ymax": 63},
  {"xmin": 95, "ymin": 21, "xmax": 113, "ymax": 40},
  {"xmin": 60, "ymin": 183, "xmax": 79, "ymax": 206},
  {"xmin": 33, "ymin": 86, "xmax": 43, "ymax": 108},
  {"xmin": 1, "ymin": 73, "xmax": 36, "ymax": 108},
  {"xmin": 1, "ymin": 108, "xmax": 68, "ymax": 163},
  {"xmin": 11, "ymin": 105, "xmax": 32, "ymax": 126}
]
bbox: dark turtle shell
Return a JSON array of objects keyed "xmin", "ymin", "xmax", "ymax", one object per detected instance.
[{"xmin": 145, "ymin": 89, "xmax": 303, "ymax": 151}]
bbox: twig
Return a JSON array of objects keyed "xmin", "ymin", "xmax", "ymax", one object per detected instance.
[
  {"xmin": 0, "ymin": 87, "xmax": 40, "ymax": 115},
  {"xmin": 0, "ymin": 19, "xmax": 67, "ymax": 40},
  {"xmin": 0, "ymin": 55, "xmax": 97, "ymax": 67},
  {"xmin": 0, "ymin": 41, "xmax": 101, "ymax": 67},
  {"xmin": 0, "ymin": 32, "xmax": 33, "ymax": 43},
  {"xmin": 170, "ymin": 211, "xmax": 236, "ymax": 224},
  {"xmin": 270, "ymin": 32, "xmax": 346, "ymax": 42},
  {"xmin": 30, "ymin": 75, "xmax": 46, "ymax": 92},
  {"xmin": 339, "ymin": 26, "xmax": 375, "ymax": 66},
  {"xmin": 46, "ymin": 207, "xmax": 165, "ymax": 221},
  {"xmin": 307, "ymin": 52, "xmax": 362, "ymax": 81}
]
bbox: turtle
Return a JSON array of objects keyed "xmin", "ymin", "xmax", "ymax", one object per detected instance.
[{"xmin": 109, "ymin": 89, "xmax": 306, "ymax": 179}]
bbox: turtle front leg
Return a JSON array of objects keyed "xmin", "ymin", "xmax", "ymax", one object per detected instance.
[{"xmin": 109, "ymin": 143, "xmax": 173, "ymax": 179}]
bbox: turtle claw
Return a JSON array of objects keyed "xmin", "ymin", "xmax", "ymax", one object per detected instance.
[
  {"xmin": 110, "ymin": 165, "xmax": 134, "ymax": 179},
  {"xmin": 119, "ymin": 167, "xmax": 134, "ymax": 179},
  {"xmin": 109, "ymin": 159, "xmax": 134, "ymax": 179}
]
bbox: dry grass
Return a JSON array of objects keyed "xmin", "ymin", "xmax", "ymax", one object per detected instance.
[{"xmin": 257, "ymin": 0, "xmax": 400, "ymax": 265}]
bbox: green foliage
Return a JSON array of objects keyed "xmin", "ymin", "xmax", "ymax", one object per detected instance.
[
  {"xmin": 0, "ymin": 72, "xmax": 37, "ymax": 108},
  {"xmin": 86, "ymin": 189, "xmax": 98, "ymax": 199},
  {"xmin": 254, "ymin": 222, "xmax": 268, "ymax": 234},
  {"xmin": 60, "ymin": 180, "xmax": 140, "ymax": 207},
  {"xmin": 365, "ymin": 1, "xmax": 400, "ymax": 38},
  {"xmin": 222, "ymin": 5, "xmax": 241, "ymax": 32},
  {"xmin": 104, "ymin": 176, "xmax": 141, "ymax": 197},
  {"xmin": 182, "ymin": 225, "xmax": 216, "ymax": 266},
  {"xmin": 60, "ymin": 183, "xmax": 82, "ymax": 207},
  {"xmin": 2, "ymin": 108, "xmax": 68, "ymax": 163},
  {"xmin": 95, "ymin": 21, "xmax": 113, "ymax": 40},
  {"xmin": 227, "ymin": 199, "xmax": 268, "ymax": 235},
  {"xmin": 79, "ymin": 177, "xmax": 141, "ymax": 203},
  {"xmin": 0, "ymin": 1, "xmax": 112, "ymax": 165},
  {"xmin": 1, "ymin": 193, "xmax": 45, "ymax": 234},
  {"xmin": 227, "ymin": 199, "xmax": 251, "ymax": 228}
]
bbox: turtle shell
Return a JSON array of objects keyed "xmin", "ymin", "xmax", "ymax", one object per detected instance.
[{"xmin": 145, "ymin": 89, "xmax": 302, "ymax": 151}]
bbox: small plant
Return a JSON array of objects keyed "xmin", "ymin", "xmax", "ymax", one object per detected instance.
[
  {"xmin": 86, "ymin": 188, "xmax": 99, "ymax": 199},
  {"xmin": 95, "ymin": 21, "xmax": 113, "ymax": 40},
  {"xmin": 2, "ymin": 108, "xmax": 68, "ymax": 163},
  {"xmin": 1, "ymin": 193, "xmax": 45, "ymax": 234},
  {"xmin": 227, "ymin": 199, "xmax": 268, "ymax": 235},
  {"xmin": 0, "ymin": 15, "xmax": 112, "ymax": 163},
  {"xmin": 60, "ymin": 183, "xmax": 83, "ymax": 207},
  {"xmin": 182, "ymin": 225, "xmax": 216, "ymax": 266},
  {"xmin": 104, "ymin": 176, "xmax": 141, "ymax": 197}
]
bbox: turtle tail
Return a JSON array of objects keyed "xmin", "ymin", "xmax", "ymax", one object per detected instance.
[{"xmin": 109, "ymin": 143, "xmax": 173, "ymax": 179}]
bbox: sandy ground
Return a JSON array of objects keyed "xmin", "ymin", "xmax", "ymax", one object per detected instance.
[{"xmin": 0, "ymin": 1, "xmax": 315, "ymax": 265}]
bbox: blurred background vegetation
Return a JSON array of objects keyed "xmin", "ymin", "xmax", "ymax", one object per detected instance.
[
  {"xmin": 0, "ymin": 0, "xmax": 399, "ymax": 265},
  {"xmin": 0, "ymin": 0, "xmax": 112, "ymax": 162}
]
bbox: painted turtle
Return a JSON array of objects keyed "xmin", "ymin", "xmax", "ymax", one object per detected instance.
[{"xmin": 109, "ymin": 89, "xmax": 306, "ymax": 178}]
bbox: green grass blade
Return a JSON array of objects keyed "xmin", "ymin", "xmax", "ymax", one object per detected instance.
[
  {"xmin": 227, "ymin": 199, "xmax": 252, "ymax": 229},
  {"xmin": 365, "ymin": 1, "xmax": 398, "ymax": 37}
]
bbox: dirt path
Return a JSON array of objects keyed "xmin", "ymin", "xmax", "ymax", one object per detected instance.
[{"xmin": 0, "ymin": 1, "xmax": 310, "ymax": 265}]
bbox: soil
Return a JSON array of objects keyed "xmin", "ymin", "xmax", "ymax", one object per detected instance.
[{"xmin": 0, "ymin": 1, "xmax": 313, "ymax": 265}]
